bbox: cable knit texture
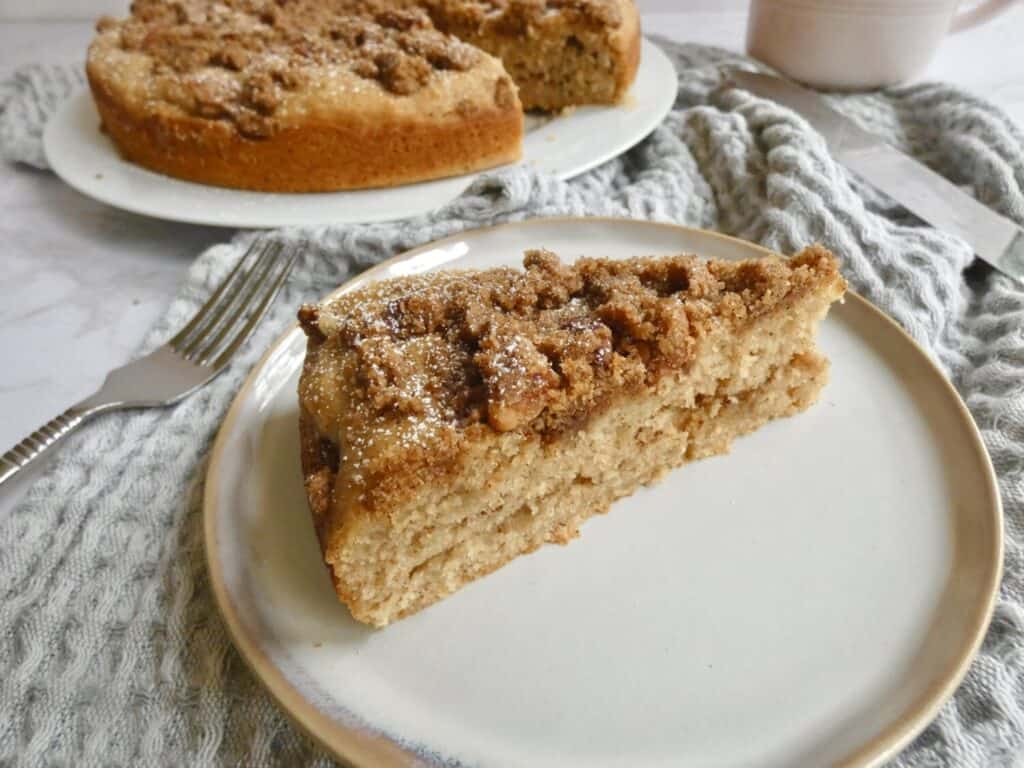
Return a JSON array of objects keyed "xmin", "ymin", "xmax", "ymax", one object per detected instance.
[{"xmin": 2, "ymin": 40, "xmax": 1023, "ymax": 767}]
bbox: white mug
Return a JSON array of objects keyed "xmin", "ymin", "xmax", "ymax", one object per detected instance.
[{"xmin": 746, "ymin": 0, "xmax": 1016, "ymax": 90}]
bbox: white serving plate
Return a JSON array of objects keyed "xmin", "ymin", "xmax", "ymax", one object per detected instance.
[
  {"xmin": 44, "ymin": 40, "xmax": 676, "ymax": 228},
  {"xmin": 205, "ymin": 218, "xmax": 1001, "ymax": 767}
]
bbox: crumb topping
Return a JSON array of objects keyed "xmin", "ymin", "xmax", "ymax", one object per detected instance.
[
  {"xmin": 426, "ymin": 0, "xmax": 623, "ymax": 33},
  {"xmin": 88, "ymin": 0, "xmax": 622, "ymax": 137},
  {"xmin": 298, "ymin": 247, "xmax": 842, "ymax": 506},
  {"xmin": 90, "ymin": 0, "xmax": 484, "ymax": 137}
]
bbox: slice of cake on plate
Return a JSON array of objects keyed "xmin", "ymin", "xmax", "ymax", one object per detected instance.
[{"xmin": 298, "ymin": 246, "xmax": 846, "ymax": 627}]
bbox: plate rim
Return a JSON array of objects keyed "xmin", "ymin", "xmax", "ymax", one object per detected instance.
[
  {"xmin": 203, "ymin": 216, "xmax": 1003, "ymax": 768},
  {"xmin": 43, "ymin": 39, "xmax": 675, "ymax": 229}
]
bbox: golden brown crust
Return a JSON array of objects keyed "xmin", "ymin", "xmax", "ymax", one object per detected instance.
[
  {"xmin": 298, "ymin": 246, "xmax": 845, "ymax": 513},
  {"xmin": 87, "ymin": 64, "xmax": 522, "ymax": 191}
]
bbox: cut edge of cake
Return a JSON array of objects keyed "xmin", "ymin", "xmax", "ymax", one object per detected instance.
[{"xmin": 426, "ymin": 0, "xmax": 642, "ymax": 110}]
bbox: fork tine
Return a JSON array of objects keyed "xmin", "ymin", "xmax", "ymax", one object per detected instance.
[
  {"xmin": 208, "ymin": 251, "xmax": 297, "ymax": 370},
  {"xmin": 188, "ymin": 243, "xmax": 282, "ymax": 364},
  {"xmin": 168, "ymin": 239, "xmax": 263, "ymax": 351},
  {"xmin": 179, "ymin": 242, "xmax": 282, "ymax": 361}
]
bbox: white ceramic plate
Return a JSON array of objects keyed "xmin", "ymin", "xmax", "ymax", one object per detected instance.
[
  {"xmin": 205, "ymin": 218, "xmax": 1002, "ymax": 767},
  {"xmin": 43, "ymin": 40, "xmax": 674, "ymax": 229}
]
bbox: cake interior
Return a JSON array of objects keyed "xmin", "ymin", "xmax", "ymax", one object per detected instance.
[
  {"xmin": 430, "ymin": 4, "xmax": 640, "ymax": 110},
  {"xmin": 300, "ymin": 257, "xmax": 842, "ymax": 627}
]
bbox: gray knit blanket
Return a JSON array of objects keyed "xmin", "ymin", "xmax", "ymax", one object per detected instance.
[{"xmin": 2, "ymin": 40, "xmax": 1023, "ymax": 767}]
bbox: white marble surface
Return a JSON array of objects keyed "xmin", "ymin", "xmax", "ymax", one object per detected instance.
[{"xmin": 2, "ymin": 8, "xmax": 1024, "ymax": 513}]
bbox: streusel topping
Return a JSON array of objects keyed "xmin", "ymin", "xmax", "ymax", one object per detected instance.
[
  {"xmin": 425, "ymin": 0, "xmax": 624, "ymax": 31},
  {"xmin": 298, "ymin": 248, "xmax": 842, "ymax": 504},
  {"xmin": 91, "ymin": 0, "xmax": 485, "ymax": 136}
]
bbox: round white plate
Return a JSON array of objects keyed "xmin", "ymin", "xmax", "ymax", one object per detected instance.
[
  {"xmin": 205, "ymin": 218, "xmax": 1002, "ymax": 767},
  {"xmin": 44, "ymin": 40, "xmax": 674, "ymax": 229}
]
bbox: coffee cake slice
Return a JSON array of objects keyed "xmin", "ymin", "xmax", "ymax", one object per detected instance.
[{"xmin": 298, "ymin": 247, "xmax": 846, "ymax": 627}]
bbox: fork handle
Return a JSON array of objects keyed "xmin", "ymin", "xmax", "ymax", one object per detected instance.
[{"xmin": 0, "ymin": 407, "xmax": 89, "ymax": 488}]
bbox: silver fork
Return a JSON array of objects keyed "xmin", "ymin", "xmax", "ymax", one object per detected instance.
[{"xmin": 0, "ymin": 239, "xmax": 298, "ymax": 488}]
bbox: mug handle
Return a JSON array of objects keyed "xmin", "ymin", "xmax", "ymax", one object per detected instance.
[{"xmin": 949, "ymin": 0, "xmax": 1016, "ymax": 32}]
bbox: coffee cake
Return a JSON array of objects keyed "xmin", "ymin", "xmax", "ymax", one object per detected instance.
[
  {"xmin": 86, "ymin": 0, "xmax": 639, "ymax": 192},
  {"xmin": 86, "ymin": 0, "xmax": 523, "ymax": 192},
  {"xmin": 297, "ymin": 246, "xmax": 846, "ymax": 627}
]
